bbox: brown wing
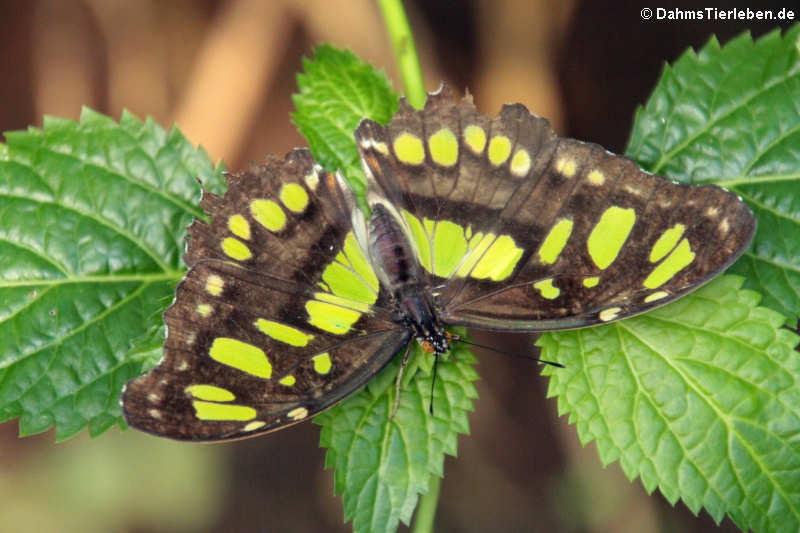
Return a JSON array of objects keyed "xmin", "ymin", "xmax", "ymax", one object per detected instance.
[
  {"xmin": 122, "ymin": 149, "xmax": 408, "ymax": 441},
  {"xmin": 355, "ymin": 85, "xmax": 755, "ymax": 331}
]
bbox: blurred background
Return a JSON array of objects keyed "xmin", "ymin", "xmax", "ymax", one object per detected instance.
[{"xmin": 0, "ymin": 1, "xmax": 794, "ymax": 532}]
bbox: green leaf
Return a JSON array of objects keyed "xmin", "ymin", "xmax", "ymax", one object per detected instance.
[
  {"xmin": 317, "ymin": 341, "xmax": 478, "ymax": 533},
  {"xmin": 540, "ymin": 275, "xmax": 800, "ymax": 532},
  {"xmin": 0, "ymin": 108, "xmax": 224, "ymax": 440},
  {"xmin": 292, "ymin": 44, "xmax": 399, "ymax": 204},
  {"xmin": 626, "ymin": 25, "xmax": 800, "ymax": 323}
]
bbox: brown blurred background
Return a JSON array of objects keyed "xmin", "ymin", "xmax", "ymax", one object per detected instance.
[{"xmin": 0, "ymin": 1, "xmax": 793, "ymax": 532}]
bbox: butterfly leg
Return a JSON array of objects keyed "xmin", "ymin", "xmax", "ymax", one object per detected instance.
[{"xmin": 390, "ymin": 342, "xmax": 414, "ymax": 420}]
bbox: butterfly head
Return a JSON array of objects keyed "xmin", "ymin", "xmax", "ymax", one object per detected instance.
[
  {"xmin": 407, "ymin": 300, "xmax": 450, "ymax": 355},
  {"xmin": 392, "ymin": 285, "xmax": 450, "ymax": 355}
]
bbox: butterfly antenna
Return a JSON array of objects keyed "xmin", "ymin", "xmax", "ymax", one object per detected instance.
[{"xmin": 451, "ymin": 336, "xmax": 564, "ymax": 368}]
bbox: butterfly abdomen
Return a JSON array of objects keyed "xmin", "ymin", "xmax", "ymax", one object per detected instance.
[
  {"xmin": 368, "ymin": 203, "xmax": 421, "ymax": 292},
  {"xmin": 368, "ymin": 203, "xmax": 449, "ymax": 353}
]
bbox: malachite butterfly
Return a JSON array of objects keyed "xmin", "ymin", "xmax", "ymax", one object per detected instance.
[{"xmin": 121, "ymin": 85, "xmax": 755, "ymax": 441}]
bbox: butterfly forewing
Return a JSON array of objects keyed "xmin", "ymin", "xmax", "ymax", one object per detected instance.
[
  {"xmin": 356, "ymin": 86, "xmax": 755, "ymax": 330},
  {"xmin": 122, "ymin": 149, "xmax": 406, "ymax": 441}
]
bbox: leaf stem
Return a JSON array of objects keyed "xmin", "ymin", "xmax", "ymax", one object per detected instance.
[
  {"xmin": 376, "ymin": 0, "xmax": 426, "ymax": 109},
  {"xmin": 412, "ymin": 475, "xmax": 441, "ymax": 533}
]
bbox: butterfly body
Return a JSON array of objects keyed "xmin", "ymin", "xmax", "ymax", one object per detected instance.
[
  {"xmin": 122, "ymin": 85, "xmax": 755, "ymax": 442},
  {"xmin": 367, "ymin": 202, "xmax": 449, "ymax": 354}
]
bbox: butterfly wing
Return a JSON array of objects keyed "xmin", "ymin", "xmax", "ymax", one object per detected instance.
[
  {"xmin": 356, "ymin": 86, "xmax": 755, "ymax": 331},
  {"xmin": 122, "ymin": 149, "xmax": 408, "ymax": 441}
]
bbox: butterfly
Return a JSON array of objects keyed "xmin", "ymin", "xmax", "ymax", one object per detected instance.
[{"xmin": 121, "ymin": 84, "xmax": 755, "ymax": 441}]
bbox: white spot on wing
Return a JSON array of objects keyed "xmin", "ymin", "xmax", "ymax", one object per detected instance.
[
  {"xmin": 599, "ymin": 307, "xmax": 621, "ymax": 322},
  {"xmin": 287, "ymin": 407, "xmax": 309, "ymax": 421},
  {"xmin": 304, "ymin": 169, "xmax": 320, "ymax": 190},
  {"xmin": 624, "ymin": 184, "xmax": 645, "ymax": 196}
]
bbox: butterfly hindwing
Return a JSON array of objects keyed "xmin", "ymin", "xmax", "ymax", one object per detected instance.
[
  {"xmin": 356, "ymin": 86, "xmax": 755, "ymax": 330},
  {"xmin": 122, "ymin": 149, "xmax": 407, "ymax": 441}
]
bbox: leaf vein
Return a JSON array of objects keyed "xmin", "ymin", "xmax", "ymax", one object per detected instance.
[
  {"xmin": 653, "ymin": 70, "xmax": 800, "ymax": 174},
  {"xmin": 0, "ymin": 191, "xmax": 172, "ymax": 272},
  {"xmin": 0, "ymin": 285, "xmax": 56, "ymax": 326},
  {"xmin": 618, "ymin": 322, "xmax": 800, "ymax": 521},
  {"xmin": 0, "ymin": 281, "xmax": 152, "ymax": 400},
  {"xmin": 0, "ymin": 236, "xmax": 70, "ymax": 276}
]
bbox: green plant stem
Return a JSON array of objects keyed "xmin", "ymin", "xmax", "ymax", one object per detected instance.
[
  {"xmin": 412, "ymin": 475, "xmax": 441, "ymax": 533},
  {"xmin": 375, "ymin": 0, "xmax": 426, "ymax": 109}
]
